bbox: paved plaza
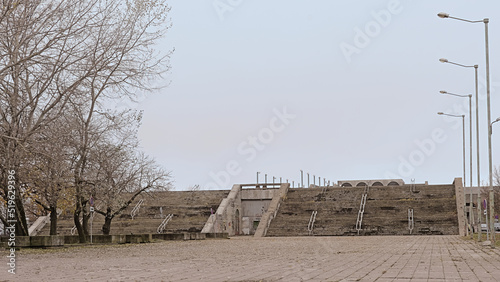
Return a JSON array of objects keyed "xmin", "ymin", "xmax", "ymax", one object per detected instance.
[{"xmin": 2, "ymin": 235, "xmax": 500, "ymax": 281}]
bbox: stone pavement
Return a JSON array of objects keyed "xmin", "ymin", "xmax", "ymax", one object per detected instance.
[{"xmin": 2, "ymin": 235, "xmax": 500, "ymax": 281}]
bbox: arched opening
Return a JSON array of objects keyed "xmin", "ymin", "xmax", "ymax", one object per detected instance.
[
  {"xmin": 341, "ymin": 183, "xmax": 352, "ymax": 187},
  {"xmin": 356, "ymin": 182, "xmax": 367, "ymax": 187},
  {"xmin": 388, "ymin": 181, "xmax": 400, "ymax": 186},
  {"xmin": 372, "ymin": 182, "xmax": 383, "ymax": 186}
]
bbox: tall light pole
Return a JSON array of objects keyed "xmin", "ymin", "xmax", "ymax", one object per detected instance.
[
  {"xmin": 257, "ymin": 172, "xmax": 260, "ymax": 187},
  {"xmin": 300, "ymin": 170, "xmax": 304, "ymax": 188},
  {"xmin": 438, "ymin": 12, "xmax": 494, "ymax": 247},
  {"xmin": 438, "ymin": 112, "xmax": 467, "ymax": 235},
  {"xmin": 440, "ymin": 90, "xmax": 474, "ymax": 236},
  {"xmin": 438, "ymin": 112, "xmax": 466, "ymax": 189},
  {"xmin": 307, "ymin": 173, "xmax": 310, "ymax": 188},
  {"xmin": 439, "ymin": 58, "xmax": 482, "ymax": 240}
]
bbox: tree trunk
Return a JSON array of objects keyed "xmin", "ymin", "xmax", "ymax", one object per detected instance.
[
  {"xmin": 82, "ymin": 210, "xmax": 89, "ymax": 236},
  {"xmin": 102, "ymin": 214, "xmax": 113, "ymax": 235},
  {"xmin": 15, "ymin": 193, "xmax": 29, "ymax": 236},
  {"xmin": 74, "ymin": 190, "xmax": 86, "ymax": 243},
  {"xmin": 49, "ymin": 205, "xmax": 57, "ymax": 235}
]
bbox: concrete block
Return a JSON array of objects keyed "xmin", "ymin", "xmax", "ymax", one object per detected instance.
[
  {"xmin": 64, "ymin": 236, "xmax": 81, "ymax": 245},
  {"xmin": 112, "ymin": 234, "xmax": 127, "ymax": 244},
  {"xmin": 92, "ymin": 235, "xmax": 112, "ymax": 244},
  {"xmin": 16, "ymin": 236, "xmax": 31, "ymax": 247},
  {"xmin": 30, "ymin": 236, "xmax": 64, "ymax": 247}
]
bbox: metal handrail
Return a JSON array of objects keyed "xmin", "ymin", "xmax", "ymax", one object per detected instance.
[
  {"xmin": 157, "ymin": 214, "xmax": 173, "ymax": 234},
  {"xmin": 408, "ymin": 209, "xmax": 414, "ymax": 234},
  {"xmin": 356, "ymin": 188, "xmax": 369, "ymax": 234},
  {"xmin": 131, "ymin": 199, "xmax": 144, "ymax": 220},
  {"xmin": 308, "ymin": 211, "xmax": 317, "ymax": 235}
]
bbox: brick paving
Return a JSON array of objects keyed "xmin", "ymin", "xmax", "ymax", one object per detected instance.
[{"xmin": 2, "ymin": 235, "xmax": 500, "ymax": 281}]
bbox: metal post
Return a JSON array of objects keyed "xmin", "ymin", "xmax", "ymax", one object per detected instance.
[
  {"xmin": 273, "ymin": 176, "xmax": 275, "ymax": 185},
  {"xmin": 280, "ymin": 177, "xmax": 282, "ymax": 184},
  {"xmin": 485, "ymin": 18, "xmax": 495, "ymax": 247},
  {"xmin": 265, "ymin": 174, "xmax": 267, "ymax": 184},
  {"xmin": 462, "ymin": 115, "xmax": 468, "ymax": 237},
  {"xmin": 300, "ymin": 170, "xmax": 304, "ymax": 188},
  {"xmin": 257, "ymin": 172, "xmax": 260, "ymax": 187},
  {"xmin": 469, "ymin": 95, "xmax": 474, "ymax": 238},
  {"xmin": 313, "ymin": 175, "xmax": 316, "ymax": 186},
  {"xmin": 307, "ymin": 173, "xmax": 310, "ymax": 188},
  {"xmin": 475, "ymin": 65, "xmax": 482, "ymax": 241},
  {"xmin": 462, "ymin": 115, "xmax": 466, "ymax": 189}
]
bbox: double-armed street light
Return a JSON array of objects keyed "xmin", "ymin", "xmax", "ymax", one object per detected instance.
[{"xmin": 438, "ymin": 12, "xmax": 495, "ymax": 247}]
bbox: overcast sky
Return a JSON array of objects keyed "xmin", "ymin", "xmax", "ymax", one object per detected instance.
[{"xmin": 133, "ymin": 0, "xmax": 500, "ymax": 190}]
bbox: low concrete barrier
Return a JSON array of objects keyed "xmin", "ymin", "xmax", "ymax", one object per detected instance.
[{"xmin": 2, "ymin": 232, "xmax": 218, "ymax": 248}]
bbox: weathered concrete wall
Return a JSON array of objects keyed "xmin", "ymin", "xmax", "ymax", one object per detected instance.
[
  {"xmin": 202, "ymin": 186, "xmax": 281, "ymax": 236},
  {"xmin": 201, "ymin": 184, "xmax": 242, "ymax": 236},
  {"xmin": 241, "ymin": 200, "xmax": 272, "ymax": 235},
  {"xmin": 454, "ymin": 177, "xmax": 466, "ymax": 236},
  {"xmin": 241, "ymin": 189, "xmax": 275, "ymax": 200}
]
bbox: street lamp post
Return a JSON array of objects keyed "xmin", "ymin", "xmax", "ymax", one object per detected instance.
[
  {"xmin": 440, "ymin": 90, "xmax": 474, "ymax": 236},
  {"xmin": 438, "ymin": 12, "xmax": 495, "ymax": 247},
  {"xmin": 439, "ymin": 58, "xmax": 482, "ymax": 240},
  {"xmin": 438, "ymin": 112, "xmax": 467, "ymax": 235}
]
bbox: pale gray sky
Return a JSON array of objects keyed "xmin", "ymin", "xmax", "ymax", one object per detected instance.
[{"xmin": 135, "ymin": 0, "xmax": 500, "ymax": 190}]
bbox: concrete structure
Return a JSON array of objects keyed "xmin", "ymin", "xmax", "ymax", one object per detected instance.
[
  {"xmin": 38, "ymin": 190, "xmax": 230, "ymax": 235},
  {"xmin": 201, "ymin": 183, "xmax": 289, "ymax": 236},
  {"xmin": 267, "ymin": 178, "xmax": 463, "ymax": 236},
  {"xmin": 36, "ymin": 178, "xmax": 466, "ymax": 238},
  {"xmin": 338, "ymin": 179, "xmax": 405, "ymax": 187}
]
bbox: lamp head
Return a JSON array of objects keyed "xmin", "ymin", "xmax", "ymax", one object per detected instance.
[
  {"xmin": 439, "ymin": 90, "xmax": 447, "ymax": 94},
  {"xmin": 439, "ymin": 58, "xmax": 448, "ymax": 63},
  {"xmin": 438, "ymin": 12, "xmax": 450, "ymax": 18},
  {"xmin": 437, "ymin": 112, "xmax": 444, "ymax": 115}
]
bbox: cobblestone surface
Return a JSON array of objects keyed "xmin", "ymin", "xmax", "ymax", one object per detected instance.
[{"xmin": 2, "ymin": 235, "xmax": 500, "ymax": 281}]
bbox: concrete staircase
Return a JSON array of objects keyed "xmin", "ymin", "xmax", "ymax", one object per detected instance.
[
  {"xmin": 266, "ymin": 184, "xmax": 458, "ymax": 236},
  {"xmin": 38, "ymin": 190, "xmax": 229, "ymax": 236}
]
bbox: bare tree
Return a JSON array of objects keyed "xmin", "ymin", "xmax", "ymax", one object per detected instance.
[
  {"xmin": 29, "ymin": 115, "xmax": 75, "ymax": 235},
  {"xmin": 94, "ymin": 150, "xmax": 171, "ymax": 235},
  {"xmin": 85, "ymin": 109, "xmax": 171, "ymax": 235},
  {"xmin": 0, "ymin": 0, "xmax": 172, "ymax": 238}
]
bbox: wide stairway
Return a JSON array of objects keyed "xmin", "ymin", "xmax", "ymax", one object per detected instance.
[
  {"xmin": 38, "ymin": 190, "xmax": 229, "ymax": 236},
  {"xmin": 266, "ymin": 184, "xmax": 458, "ymax": 236}
]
